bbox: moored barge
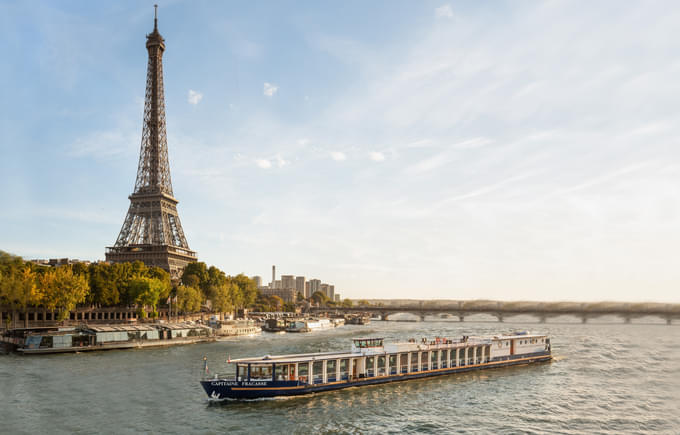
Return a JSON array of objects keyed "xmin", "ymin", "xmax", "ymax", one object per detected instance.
[{"xmin": 200, "ymin": 332, "xmax": 552, "ymax": 399}]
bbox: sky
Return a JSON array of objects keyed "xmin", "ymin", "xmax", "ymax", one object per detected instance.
[{"xmin": 1, "ymin": 1, "xmax": 679, "ymax": 302}]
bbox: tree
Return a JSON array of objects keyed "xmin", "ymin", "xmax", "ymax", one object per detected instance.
[
  {"xmin": 268, "ymin": 295, "xmax": 284, "ymax": 311},
  {"xmin": 14, "ymin": 267, "xmax": 42, "ymax": 327},
  {"xmin": 296, "ymin": 292, "xmax": 305, "ymax": 302},
  {"xmin": 341, "ymin": 298, "xmax": 353, "ymax": 308},
  {"xmin": 181, "ymin": 262, "xmax": 208, "ymax": 296},
  {"xmin": 147, "ymin": 267, "xmax": 172, "ymax": 302},
  {"xmin": 311, "ymin": 291, "xmax": 328, "ymax": 306},
  {"xmin": 0, "ymin": 251, "xmax": 25, "ymax": 327},
  {"xmin": 231, "ymin": 274, "xmax": 257, "ymax": 309},
  {"xmin": 211, "ymin": 282, "xmax": 235, "ymax": 314},
  {"xmin": 128, "ymin": 277, "xmax": 168, "ymax": 319},
  {"xmin": 183, "ymin": 274, "xmax": 200, "ymax": 291},
  {"xmin": 357, "ymin": 299, "xmax": 370, "ymax": 307},
  {"xmin": 175, "ymin": 285, "xmax": 202, "ymax": 313},
  {"xmin": 41, "ymin": 267, "xmax": 89, "ymax": 322},
  {"xmin": 88, "ymin": 262, "xmax": 120, "ymax": 306},
  {"xmin": 205, "ymin": 266, "xmax": 228, "ymax": 302}
]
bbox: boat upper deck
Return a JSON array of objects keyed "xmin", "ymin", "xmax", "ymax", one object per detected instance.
[{"xmin": 229, "ymin": 333, "xmax": 548, "ymax": 365}]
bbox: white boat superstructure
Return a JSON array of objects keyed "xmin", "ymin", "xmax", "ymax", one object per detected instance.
[{"xmin": 201, "ymin": 331, "xmax": 552, "ymax": 399}]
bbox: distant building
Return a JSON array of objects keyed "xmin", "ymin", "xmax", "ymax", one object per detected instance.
[
  {"xmin": 259, "ymin": 287, "xmax": 297, "ymax": 303},
  {"xmin": 335, "ymin": 294, "xmax": 341, "ymax": 302},
  {"xmin": 305, "ymin": 281, "xmax": 311, "ymax": 298},
  {"xmin": 30, "ymin": 258, "xmax": 91, "ymax": 267},
  {"xmin": 309, "ymin": 279, "xmax": 321, "ymax": 295},
  {"xmin": 273, "ymin": 280, "xmax": 282, "ymax": 289},
  {"xmin": 320, "ymin": 283, "xmax": 334, "ymax": 300},
  {"xmin": 281, "ymin": 275, "xmax": 295, "ymax": 290},
  {"xmin": 295, "ymin": 276, "xmax": 306, "ymax": 296},
  {"xmin": 252, "ymin": 276, "xmax": 262, "ymax": 288}
]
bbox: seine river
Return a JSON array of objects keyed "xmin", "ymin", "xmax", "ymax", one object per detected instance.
[{"xmin": 2, "ymin": 320, "xmax": 679, "ymax": 434}]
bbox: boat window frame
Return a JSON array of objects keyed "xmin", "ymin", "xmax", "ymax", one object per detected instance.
[{"xmin": 410, "ymin": 352, "xmax": 419, "ymax": 372}]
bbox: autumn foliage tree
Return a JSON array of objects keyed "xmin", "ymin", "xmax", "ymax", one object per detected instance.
[{"xmin": 40, "ymin": 267, "xmax": 89, "ymax": 322}]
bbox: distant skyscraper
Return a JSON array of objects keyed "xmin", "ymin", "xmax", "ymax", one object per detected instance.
[
  {"xmin": 295, "ymin": 276, "xmax": 306, "ymax": 296},
  {"xmin": 271, "ymin": 265, "xmax": 276, "ymax": 286},
  {"xmin": 281, "ymin": 275, "xmax": 295, "ymax": 290},
  {"xmin": 320, "ymin": 283, "xmax": 330, "ymax": 299},
  {"xmin": 305, "ymin": 281, "xmax": 310, "ymax": 298},
  {"xmin": 252, "ymin": 276, "xmax": 262, "ymax": 288},
  {"xmin": 309, "ymin": 279, "xmax": 321, "ymax": 295}
]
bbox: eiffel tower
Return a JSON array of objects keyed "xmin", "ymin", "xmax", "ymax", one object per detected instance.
[{"xmin": 106, "ymin": 6, "xmax": 197, "ymax": 278}]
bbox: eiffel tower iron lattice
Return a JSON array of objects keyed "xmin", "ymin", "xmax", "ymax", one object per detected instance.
[{"xmin": 106, "ymin": 7, "xmax": 197, "ymax": 278}]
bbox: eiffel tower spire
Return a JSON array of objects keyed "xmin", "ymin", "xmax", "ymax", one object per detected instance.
[{"xmin": 106, "ymin": 7, "xmax": 197, "ymax": 278}]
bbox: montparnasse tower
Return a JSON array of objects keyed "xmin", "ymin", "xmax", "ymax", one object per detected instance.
[{"xmin": 106, "ymin": 6, "xmax": 197, "ymax": 278}]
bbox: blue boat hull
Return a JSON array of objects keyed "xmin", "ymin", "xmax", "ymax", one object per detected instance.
[{"xmin": 200, "ymin": 352, "xmax": 551, "ymax": 400}]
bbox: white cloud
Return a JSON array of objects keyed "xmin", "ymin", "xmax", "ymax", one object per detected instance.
[
  {"xmin": 263, "ymin": 82, "xmax": 278, "ymax": 97},
  {"xmin": 369, "ymin": 151, "xmax": 385, "ymax": 162},
  {"xmin": 255, "ymin": 159, "xmax": 272, "ymax": 169},
  {"xmin": 435, "ymin": 4, "xmax": 453, "ymax": 18},
  {"xmin": 330, "ymin": 151, "xmax": 346, "ymax": 161},
  {"xmin": 275, "ymin": 155, "xmax": 289, "ymax": 168},
  {"xmin": 187, "ymin": 89, "xmax": 203, "ymax": 105}
]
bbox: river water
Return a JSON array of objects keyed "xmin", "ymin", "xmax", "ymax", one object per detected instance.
[{"xmin": 2, "ymin": 320, "xmax": 679, "ymax": 434}]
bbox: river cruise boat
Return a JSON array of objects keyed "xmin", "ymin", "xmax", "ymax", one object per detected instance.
[
  {"xmin": 346, "ymin": 314, "xmax": 370, "ymax": 325},
  {"xmin": 286, "ymin": 318, "xmax": 335, "ymax": 333},
  {"xmin": 200, "ymin": 332, "xmax": 552, "ymax": 400}
]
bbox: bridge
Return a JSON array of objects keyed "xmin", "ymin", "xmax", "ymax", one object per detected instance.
[{"xmin": 311, "ymin": 300, "xmax": 680, "ymax": 324}]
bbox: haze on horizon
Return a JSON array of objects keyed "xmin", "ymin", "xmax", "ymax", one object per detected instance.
[{"xmin": 1, "ymin": 1, "xmax": 679, "ymax": 303}]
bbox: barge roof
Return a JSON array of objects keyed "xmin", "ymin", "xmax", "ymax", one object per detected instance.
[{"xmin": 230, "ymin": 333, "xmax": 547, "ymax": 364}]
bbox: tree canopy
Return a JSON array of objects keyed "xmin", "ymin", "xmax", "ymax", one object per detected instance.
[{"xmin": 0, "ymin": 250, "xmax": 301, "ymax": 318}]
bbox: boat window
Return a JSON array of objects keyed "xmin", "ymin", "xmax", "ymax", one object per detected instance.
[
  {"xmin": 431, "ymin": 351, "xmax": 438, "ymax": 369},
  {"xmin": 399, "ymin": 354, "xmax": 408, "ymax": 373},
  {"xmin": 421, "ymin": 352, "xmax": 429, "ymax": 370},
  {"xmin": 339, "ymin": 359, "xmax": 349, "ymax": 380},
  {"xmin": 236, "ymin": 365, "xmax": 246, "ymax": 380},
  {"xmin": 326, "ymin": 360, "xmax": 337, "ymax": 382},
  {"xmin": 389, "ymin": 354, "xmax": 397, "ymax": 375},
  {"xmin": 313, "ymin": 361, "xmax": 323, "ymax": 384},
  {"xmin": 411, "ymin": 352, "xmax": 419, "ymax": 371},
  {"xmin": 275, "ymin": 364, "xmax": 289, "ymax": 381},
  {"xmin": 366, "ymin": 356, "xmax": 375, "ymax": 376},
  {"xmin": 353, "ymin": 338, "xmax": 384, "ymax": 348},
  {"xmin": 377, "ymin": 356, "xmax": 386, "ymax": 375},
  {"xmin": 250, "ymin": 364, "xmax": 273, "ymax": 381},
  {"xmin": 298, "ymin": 363, "xmax": 309, "ymax": 382}
]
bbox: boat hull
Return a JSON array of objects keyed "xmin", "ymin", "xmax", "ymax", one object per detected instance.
[{"xmin": 201, "ymin": 351, "xmax": 551, "ymax": 400}]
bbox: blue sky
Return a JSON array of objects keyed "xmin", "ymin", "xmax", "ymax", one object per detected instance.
[{"xmin": 1, "ymin": 1, "xmax": 679, "ymax": 302}]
